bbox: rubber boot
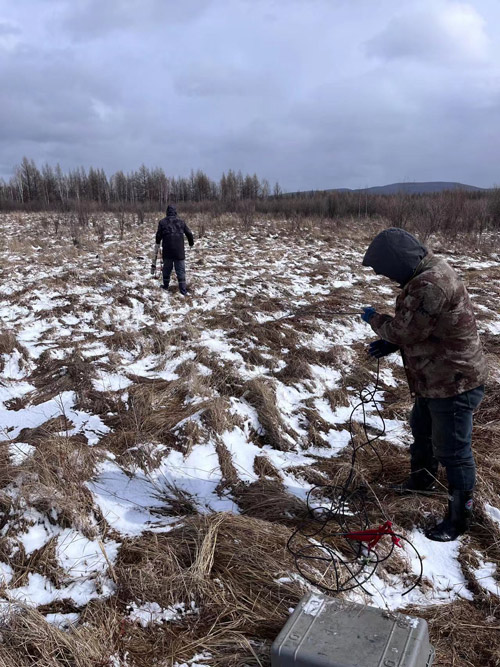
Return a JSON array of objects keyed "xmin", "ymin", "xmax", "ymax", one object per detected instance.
[
  {"xmin": 391, "ymin": 469, "xmax": 438, "ymax": 495},
  {"xmin": 425, "ymin": 489, "xmax": 473, "ymax": 542},
  {"xmin": 178, "ymin": 281, "xmax": 187, "ymax": 296}
]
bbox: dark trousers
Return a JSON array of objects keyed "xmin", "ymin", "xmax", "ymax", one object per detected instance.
[
  {"xmin": 162, "ymin": 259, "xmax": 186, "ymax": 286},
  {"xmin": 410, "ymin": 385, "xmax": 484, "ymax": 491}
]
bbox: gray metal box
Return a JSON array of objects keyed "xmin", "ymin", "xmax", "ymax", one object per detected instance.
[{"xmin": 272, "ymin": 593, "xmax": 434, "ymax": 667}]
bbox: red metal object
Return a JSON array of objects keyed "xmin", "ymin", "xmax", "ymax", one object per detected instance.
[{"xmin": 344, "ymin": 520, "xmax": 402, "ymax": 549}]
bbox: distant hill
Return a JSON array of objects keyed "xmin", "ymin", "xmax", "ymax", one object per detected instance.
[
  {"xmin": 334, "ymin": 181, "xmax": 485, "ymax": 195},
  {"xmin": 285, "ymin": 181, "xmax": 486, "ymax": 197}
]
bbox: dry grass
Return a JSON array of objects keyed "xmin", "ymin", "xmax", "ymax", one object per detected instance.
[
  {"xmin": 243, "ymin": 377, "xmax": 291, "ymax": 451},
  {"xmin": 0, "ymin": 330, "xmax": 17, "ymax": 356},
  {"xmin": 0, "ymin": 603, "xmax": 118, "ymax": 667},
  {"xmin": 0, "ymin": 330, "xmax": 27, "ymax": 374},
  {"xmin": 13, "ymin": 435, "xmax": 101, "ymax": 538},
  {"xmin": 105, "ymin": 329, "xmax": 143, "ymax": 353},
  {"xmin": 407, "ymin": 599, "xmax": 500, "ymax": 667},
  {"xmin": 201, "ymin": 396, "xmax": 234, "ymax": 435},
  {"xmin": 6, "ymin": 537, "xmax": 65, "ymax": 590},
  {"xmin": 215, "ymin": 441, "xmax": 240, "ymax": 491},
  {"xmin": 253, "ymin": 455, "xmax": 281, "ymax": 480},
  {"xmin": 242, "ymin": 319, "xmax": 299, "ymax": 351},
  {"xmin": 114, "ymin": 513, "xmax": 308, "ymax": 665},
  {"xmin": 30, "ymin": 351, "xmax": 95, "ymax": 406},
  {"xmin": 234, "ymin": 479, "xmax": 306, "ymax": 523},
  {"xmin": 102, "ymin": 379, "xmax": 198, "ymax": 455},
  {"xmin": 276, "ymin": 354, "xmax": 313, "ymax": 384},
  {"xmin": 471, "ymin": 381, "xmax": 500, "ymax": 507},
  {"xmin": 0, "ymin": 213, "xmax": 499, "ymax": 666}
]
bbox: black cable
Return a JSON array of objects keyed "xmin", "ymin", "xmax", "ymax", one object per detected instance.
[
  {"xmin": 270, "ymin": 309, "xmax": 361, "ymax": 325},
  {"xmin": 287, "ymin": 359, "xmax": 423, "ymax": 597}
]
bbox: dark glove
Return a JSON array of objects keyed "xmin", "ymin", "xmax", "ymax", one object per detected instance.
[
  {"xmin": 361, "ymin": 306, "xmax": 377, "ymax": 323},
  {"xmin": 150, "ymin": 263, "xmax": 156, "ymax": 276},
  {"xmin": 368, "ymin": 339, "xmax": 400, "ymax": 358}
]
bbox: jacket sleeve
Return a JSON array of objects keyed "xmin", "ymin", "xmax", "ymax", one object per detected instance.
[
  {"xmin": 184, "ymin": 222, "xmax": 194, "ymax": 247},
  {"xmin": 155, "ymin": 222, "xmax": 162, "ymax": 245},
  {"xmin": 370, "ymin": 281, "xmax": 447, "ymax": 346}
]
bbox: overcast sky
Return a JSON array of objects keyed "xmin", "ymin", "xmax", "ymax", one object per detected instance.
[{"xmin": 1, "ymin": 0, "xmax": 499, "ymax": 190}]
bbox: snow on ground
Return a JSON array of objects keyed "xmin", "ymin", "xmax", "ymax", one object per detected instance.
[
  {"xmin": 128, "ymin": 600, "xmax": 198, "ymax": 627},
  {"xmin": 0, "ymin": 213, "xmax": 499, "ymax": 664},
  {"xmin": 351, "ymin": 528, "xmax": 473, "ymax": 611}
]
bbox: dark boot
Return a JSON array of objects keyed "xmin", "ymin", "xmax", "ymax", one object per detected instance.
[
  {"xmin": 425, "ymin": 489, "xmax": 473, "ymax": 542},
  {"xmin": 391, "ymin": 469, "xmax": 438, "ymax": 495},
  {"xmin": 178, "ymin": 281, "xmax": 187, "ymax": 295},
  {"xmin": 161, "ymin": 282, "xmax": 169, "ymax": 291}
]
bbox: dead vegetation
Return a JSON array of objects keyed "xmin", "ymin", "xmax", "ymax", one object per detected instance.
[
  {"xmin": 243, "ymin": 377, "xmax": 291, "ymax": 451},
  {"xmin": 0, "ymin": 330, "xmax": 17, "ymax": 356},
  {"xmin": 13, "ymin": 435, "xmax": 101, "ymax": 538},
  {"xmin": 0, "ymin": 603, "xmax": 118, "ymax": 667},
  {"xmin": 407, "ymin": 599, "xmax": 500, "ymax": 667},
  {"xmin": 0, "ymin": 212, "xmax": 499, "ymax": 666},
  {"xmin": 30, "ymin": 351, "xmax": 95, "ymax": 406},
  {"xmin": 114, "ymin": 513, "xmax": 307, "ymax": 666}
]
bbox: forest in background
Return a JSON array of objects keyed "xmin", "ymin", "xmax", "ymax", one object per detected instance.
[{"xmin": 2, "ymin": 157, "xmax": 500, "ymax": 238}]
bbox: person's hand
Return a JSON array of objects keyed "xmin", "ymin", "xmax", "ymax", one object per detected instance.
[
  {"xmin": 150, "ymin": 263, "xmax": 156, "ymax": 276},
  {"xmin": 368, "ymin": 339, "xmax": 400, "ymax": 358},
  {"xmin": 361, "ymin": 306, "xmax": 377, "ymax": 323}
]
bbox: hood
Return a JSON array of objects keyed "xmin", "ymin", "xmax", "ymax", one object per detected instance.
[
  {"xmin": 166, "ymin": 205, "xmax": 177, "ymax": 217},
  {"xmin": 362, "ymin": 227, "xmax": 428, "ymax": 287}
]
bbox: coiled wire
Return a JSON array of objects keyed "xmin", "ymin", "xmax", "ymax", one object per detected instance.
[{"xmin": 287, "ymin": 360, "xmax": 423, "ymax": 597}]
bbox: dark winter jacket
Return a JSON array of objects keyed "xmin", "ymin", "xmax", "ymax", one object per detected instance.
[
  {"xmin": 363, "ymin": 228, "xmax": 488, "ymax": 398},
  {"xmin": 155, "ymin": 205, "xmax": 194, "ymax": 261}
]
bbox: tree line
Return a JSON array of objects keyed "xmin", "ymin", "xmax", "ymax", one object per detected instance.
[
  {"xmin": 0, "ymin": 157, "xmax": 282, "ymax": 210},
  {"xmin": 2, "ymin": 158, "xmax": 500, "ymax": 238}
]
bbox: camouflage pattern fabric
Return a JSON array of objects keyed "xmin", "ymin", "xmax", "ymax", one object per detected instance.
[{"xmin": 369, "ymin": 251, "xmax": 488, "ymax": 398}]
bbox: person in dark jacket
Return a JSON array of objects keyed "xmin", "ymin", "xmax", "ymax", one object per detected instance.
[
  {"xmin": 361, "ymin": 228, "xmax": 487, "ymax": 542},
  {"xmin": 151, "ymin": 205, "xmax": 194, "ymax": 295}
]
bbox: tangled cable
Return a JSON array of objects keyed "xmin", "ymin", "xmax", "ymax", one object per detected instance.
[{"xmin": 287, "ymin": 359, "xmax": 423, "ymax": 597}]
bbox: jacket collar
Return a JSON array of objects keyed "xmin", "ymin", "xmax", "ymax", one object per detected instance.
[{"xmin": 405, "ymin": 250, "xmax": 435, "ymax": 286}]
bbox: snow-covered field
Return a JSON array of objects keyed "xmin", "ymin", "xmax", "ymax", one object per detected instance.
[{"xmin": 0, "ymin": 212, "xmax": 499, "ymax": 666}]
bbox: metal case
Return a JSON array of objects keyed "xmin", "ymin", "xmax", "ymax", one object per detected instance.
[{"xmin": 271, "ymin": 593, "xmax": 435, "ymax": 667}]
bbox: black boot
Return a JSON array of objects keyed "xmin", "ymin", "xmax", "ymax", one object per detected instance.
[
  {"xmin": 391, "ymin": 470, "xmax": 437, "ymax": 495},
  {"xmin": 161, "ymin": 282, "xmax": 169, "ymax": 291},
  {"xmin": 425, "ymin": 489, "xmax": 473, "ymax": 542},
  {"xmin": 178, "ymin": 281, "xmax": 187, "ymax": 295}
]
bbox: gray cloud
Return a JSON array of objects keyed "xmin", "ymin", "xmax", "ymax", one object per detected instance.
[
  {"xmin": 62, "ymin": 0, "xmax": 212, "ymax": 40},
  {"xmin": 1, "ymin": 0, "xmax": 499, "ymax": 189},
  {"xmin": 0, "ymin": 21, "xmax": 20, "ymax": 35},
  {"xmin": 173, "ymin": 64, "xmax": 278, "ymax": 98},
  {"xmin": 365, "ymin": 3, "xmax": 489, "ymax": 65}
]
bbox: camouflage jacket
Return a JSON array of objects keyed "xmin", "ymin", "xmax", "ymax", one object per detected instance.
[{"xmin": 369, "ymin": 252, "xmax": 488, "ymax": 398}]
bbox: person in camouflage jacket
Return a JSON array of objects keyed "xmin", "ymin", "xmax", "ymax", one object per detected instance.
[{"xmin": 361, "ymin": 228, "xmax": 487, "ymax": 542}]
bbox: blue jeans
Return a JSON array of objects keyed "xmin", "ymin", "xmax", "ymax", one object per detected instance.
[
  {"xmin": 410, "ymin": 386, "xmax": 484, "ymax": 491},
  {"xmin": 162, "ymin": 259, "xmax": 186, "ymax": 286}
]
